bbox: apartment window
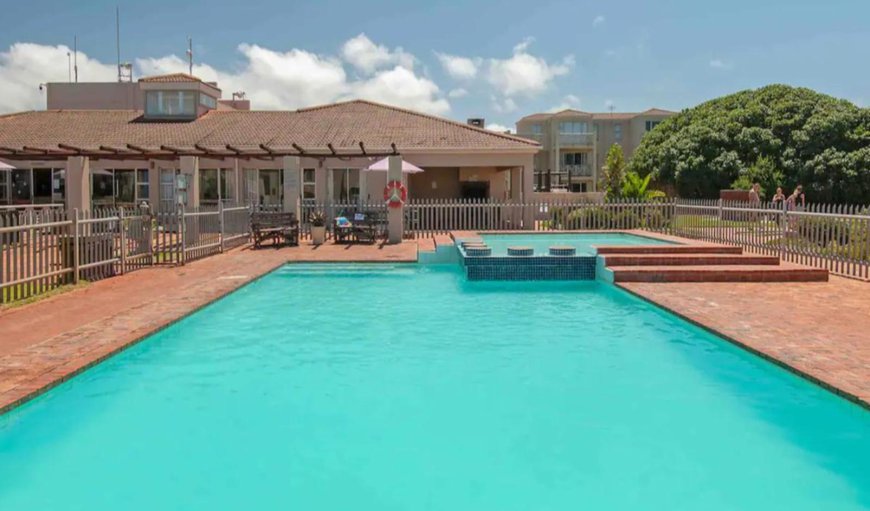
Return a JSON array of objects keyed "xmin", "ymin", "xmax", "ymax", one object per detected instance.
[
  {"xmin": 530, "ymin": 124, "xmax": 543, "ymax": 134},
  {"xmin": 645, "ymin": 120, "xmax": 661, "ymax": 132},
  {"xmin": 199, "ymin": 94, "xmax": 217, "ymax": 109},
  {"xmin": 302, "ymin": 168, "xmax": 316, "ymax": 200},
  {"xmin": 559, "ymin": 121, "xmax": 589, "ymax": 133},
  {"xmin": 562, "ymin": 153, "xmax": 588, "ymax": 166},
  {"xmin": 614, "ymin": 124, "xmax": 623, "ymax": 141},
  {"xmin": 145, "ymin": 90, "xmax": 196, "ymax": 117}
]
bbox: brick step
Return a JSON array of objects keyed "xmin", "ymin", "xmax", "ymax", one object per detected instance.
[
  {"xmin": 595, "ymin": 245, "xmax": 743, "ymax": 255},
  {"xmin": 603, "ymin": 254, "xmax": 780, "ymax": 266},
  {"xmin": 610, "ymin": 264, "xmax": 828, "ymax": 283}
]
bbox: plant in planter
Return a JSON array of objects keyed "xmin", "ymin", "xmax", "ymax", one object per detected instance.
[{"xmin": 310, "ymin": 210, "xmax": 327, "ymax": 245}]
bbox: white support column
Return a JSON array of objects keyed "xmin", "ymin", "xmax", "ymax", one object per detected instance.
[
  {"xmin": 521, "ymin": 156, "xmax": 535, "ymax": 229},
  {"xmin": 387, "ymin": 155, "xmax": 403, "ymax": 244},
  {"xmin": 315, "ymin": 165, "xmax": 328, "ymax": 203},
  {"xmin": 147, "ymin": 160, "xmax": 160, "ymax": 210},
  {"xmin": 282, "ymin": 155, "xmax": 301, "ymax": 216},
  {"xmin": 66, "ymin": 156, "xmax": 91, "ymax": 214},
  {"xmin": 180, "ymin": 156, "xmax": 200, "ymax": 207},
  {"xmin": 359, "ymin": 170, "xmax": 368, "ymax": 204}
]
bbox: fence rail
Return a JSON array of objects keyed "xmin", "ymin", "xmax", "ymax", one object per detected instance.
[
  {"xmin": 3, "ymin": 197, "xmax": 869, "ymax": 303},
  {"xmin": 1, "ymin": 203, "xmax": 255, "ymax": 304}
]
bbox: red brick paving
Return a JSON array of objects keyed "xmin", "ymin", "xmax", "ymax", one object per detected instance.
[
  {"xmin": 0, "ymin": 240, "xmax": 419, "ymax": 413},
  {"xmin": 619, "ymin": 277, "xmax": 870, "ymax": 408}
]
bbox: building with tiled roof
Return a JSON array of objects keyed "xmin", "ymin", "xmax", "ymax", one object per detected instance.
[
  {"xmin": 516, "ymin": 107, "xmax": 676, "ymax": 193},
  {"xmin": 0, "ymin": 75, "xmax": 539, "ymax": 212}
]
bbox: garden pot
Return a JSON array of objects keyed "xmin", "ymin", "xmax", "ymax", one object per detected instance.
[{"xmin": 311, "ymin": 225, "xmax": 326, "ymax": 245}]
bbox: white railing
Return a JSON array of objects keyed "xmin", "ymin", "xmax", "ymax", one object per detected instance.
[
  {"xmin": 0, "ymin": 203, "xmax": 256, "ymax": 303},
  {"xmin": 558, "ymin": 133, "xmax": 595, "ymax": 146}
]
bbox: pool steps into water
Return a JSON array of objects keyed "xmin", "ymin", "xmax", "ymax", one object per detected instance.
[{"xmin": 450, "ymin": 235, "xmax": 829, "ymax": 283}]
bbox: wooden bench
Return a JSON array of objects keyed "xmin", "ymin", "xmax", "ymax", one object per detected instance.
[{"xmin": 251, "ymin": 212, "xmax": 299, "ymax": 249}]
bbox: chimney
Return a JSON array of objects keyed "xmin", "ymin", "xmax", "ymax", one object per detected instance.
[{"xmin": 467, "ymin": 118, "xmax": 485, "ymax": 128}]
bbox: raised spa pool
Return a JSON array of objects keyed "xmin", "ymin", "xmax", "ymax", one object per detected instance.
[
  {"xmin": 478, "ymin": 232, "xmax": 674, "ymax": 256},
  {"xmin": 1, "ymin": 264, "xmax": 868, "ymax": 510}
]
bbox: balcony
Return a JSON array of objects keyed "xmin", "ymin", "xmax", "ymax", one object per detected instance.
[
  {"xmin": 564, "ymin": 164, "xmax": 593, "ymax": 177},
  {"xmin": 558, "ymin": 133, "xmax": 595, "ymax": 147}
]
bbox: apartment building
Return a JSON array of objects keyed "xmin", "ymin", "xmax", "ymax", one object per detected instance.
[{"xmin": 515, "ymin": 108, "xmax": 675, "ymax": 192}]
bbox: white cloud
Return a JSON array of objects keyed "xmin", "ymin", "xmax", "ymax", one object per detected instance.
[
  {"xmin": 593, "ymin": 15, "xmax": 606, "ymax": 27},
  {"xmin": 435, "ymin": 53, "xmax": 480, "ymax": 80},
  {"xmin": 448, "ymin": 88, "xmax": 468, "ymax": 98},
  {"xmin": 1, "ymin": 38, "xmax": 450, "ymax": 115},
  {"xmin": 709, "ymin": 59, "xmax": 731, "ymax": 70},
  {"xmin": 547, "ymin": 94, "xmax": 582, "ymax": 112},
  {"xmin": 491, "ymin": 95, "xmax": 517, "ymax": 113},
  {"xmin": 485, "ymin": 123, "xmax": 511, "ymax": 133},
  {"xmin": 340, "ymin": 33, "xmax": 414, "ymax": 74},
  {"xmin": 486, "ymin": 38, "xmax": 574, "ymax": 96},
  {"xmin": 0, "ymin": 43, "xmax": 117, "ymax": 112},
  {"xmin": 350, "ymin": 66, "xmax": 449, "ymax": 115}
]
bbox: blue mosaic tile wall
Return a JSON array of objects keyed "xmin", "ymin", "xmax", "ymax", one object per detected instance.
[{"xmin": 462, "ymin": 255, "xmax": 596, "ymax": 281}]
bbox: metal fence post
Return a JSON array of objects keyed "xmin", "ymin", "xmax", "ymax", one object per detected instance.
[
  {"xmin": 179, "ymin": 204, "xmax": 186, "ymax": 265},
  {"xmin": 219, "ymin": 201, "xmax": 225, "ymax": 253},
  {"xmin": 118, "ymin": 207, "xmax": 127, "ymax": 275},
  {"xmin": 72, "ymin": 208, "xmax": 80, "ymax": 284}
]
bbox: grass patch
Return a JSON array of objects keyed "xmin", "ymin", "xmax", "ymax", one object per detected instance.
[{"xmin": 1, "ymin": 281, "xmax": 90, "ymax": 308}]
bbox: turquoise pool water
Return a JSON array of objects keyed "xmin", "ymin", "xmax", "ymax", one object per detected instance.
[
  {"xmin": 479, "ymin": 232, "xmax": 673, "ymax": 256},
  {"xmin": 1, "ymin": 264, "xmax": 868, "ymax": 510}
]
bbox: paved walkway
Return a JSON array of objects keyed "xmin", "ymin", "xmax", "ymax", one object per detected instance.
[
  {"xmin": 0, "ymin": 241, "xmax": 418, "ymax": 413},
  {"xmin": 619, "ymin": 277, "xmax": 870, "ymax": 408}
]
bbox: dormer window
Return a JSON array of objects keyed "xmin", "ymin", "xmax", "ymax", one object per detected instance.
[
  {"xmin": 145, "ymin": 90, "xmax": 196, "ymax": 118},
  {"xmin": 199, "ymin": 94, "xmax": 217, "ymax": 109}
]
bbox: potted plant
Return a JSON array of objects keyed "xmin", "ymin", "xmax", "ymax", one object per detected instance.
[{"xmin": 310, "ymin": 210, "xmax": 327, "ymax": 245}]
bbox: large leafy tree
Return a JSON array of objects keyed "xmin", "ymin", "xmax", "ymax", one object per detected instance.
[{"xmin": 630, "ymin": 85, "xmax": 870, "ymax": 203}]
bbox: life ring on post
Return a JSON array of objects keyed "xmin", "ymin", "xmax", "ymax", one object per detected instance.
[{"xmin": 383, "ymin": 180, "xmax": 407, "ymax": 208}]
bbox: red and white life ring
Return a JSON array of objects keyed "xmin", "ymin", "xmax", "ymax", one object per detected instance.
[{"xmin": 383, "ymin": 180, "xmax": 407, "ymax": 208}]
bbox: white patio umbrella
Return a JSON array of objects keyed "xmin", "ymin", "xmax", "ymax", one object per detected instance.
[
  {"xmin": 0, "ymin": 159, "xmax": 14, "ymax": 171},
  {"xmin": 363, "ymin": 157, "xmax": 424, "ymax": 174}
]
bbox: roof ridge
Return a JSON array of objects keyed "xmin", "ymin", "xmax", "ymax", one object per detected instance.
[{"xmin": 296, "ymin": 99, "xmax": 539, "ymax": 146}]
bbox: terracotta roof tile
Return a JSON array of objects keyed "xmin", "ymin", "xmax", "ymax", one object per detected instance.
[
  {"xmin": 0, "ymin": 100, "xmax": 540, "ymax": 154},
  {"xmin": 139, "ymin": 73, "xmax": 203, "ymax": 83}
]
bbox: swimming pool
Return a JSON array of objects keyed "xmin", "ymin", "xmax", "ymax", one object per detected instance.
[
  {"xmin": 1, "ymin": 264, "xmax": 868, "ymax": 510},
  {"xmin": 478, "ymin": 232, "xmax": 673, "ymax": 256}
]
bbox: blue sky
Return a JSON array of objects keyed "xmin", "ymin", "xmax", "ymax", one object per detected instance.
[{"xmin": 0, "ymin": 0, "xmax": 867, "ymax": 129}]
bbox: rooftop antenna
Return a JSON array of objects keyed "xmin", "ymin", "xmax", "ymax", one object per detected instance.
[
  {"xmin": 186, "ymin": 37, "xmax": 193, "ymax": 75},
  {"xmin": 608, "ymin": 103, "xmax": 615, "ymax": 117},
  {"xmin": 116, "ymin": 6, "xmax": 121, "ymax": 82},
  {"xmin": 73, "ymin": 35, "xmax": 78, "ymax": 83},
  {"xmin": 67, "ymin": 51, "xmax": 72, "ymax": 82}
]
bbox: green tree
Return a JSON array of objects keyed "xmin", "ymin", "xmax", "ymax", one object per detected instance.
[
  {"xmin": 601, "ymin": 143, "xmax": 626, "ymax": 198},
  {"xmin": 621, "ymin": 171, "xmax": 667, "ymax": 200},
  {"xmin": 630, "ymin": 85, "xmax": 870, "ymax": 203}
]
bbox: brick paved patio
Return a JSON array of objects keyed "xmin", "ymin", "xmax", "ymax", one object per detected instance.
[{"xmin": 619, "ymin": 277, "xmax": 870, "ymax": 408}]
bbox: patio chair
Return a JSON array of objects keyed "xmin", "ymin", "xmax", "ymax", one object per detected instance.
[
  {"xmin": 334, "ymin": 215, "xmax": 354, "ymax": 244},
  {"xmin": 251, "ymin": 212, "xmax": 299, "ymax": 248},
  {"xmin": 352, "ymin": 212, "xmax": 378, "ymax": 244}
]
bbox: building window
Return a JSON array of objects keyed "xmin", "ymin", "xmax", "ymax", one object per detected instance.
[
  {"xmin": 302, "ymin": 168, "xmax": 316, "ymax": 201},
  {"xmin": 559, "ymin": 121, "xmax": 589, "ymax": 133},
  {"xmin": 530, "ymin": 124, "xmax": 542, "ymax": 134},
  {"xmin": 92, "ymin": 169, "xmax": 149, "ymax": 206},
  {"xmin": 145, "ymin": 90, "xmax": 196, "ymax": 117},
  {"xmin": 0, "ymin": 171, "xmax": 8, "ymax": 204},
  {"xmin": 331, "ymin": 168, "xmax": 360, "ymax": 203},
  {"xmin": 645, "ymin": 120, "xmax": 661, "ymax": 132},
  {"xmin": 614, "ymin": 124, "xmax": 623, "ymax": 141},
  {"xmin": 199, "ymin": 94, "xmax": 217, "ymax": 109},
  {"xmin": 11, "ymin": 169, "xmax": 32, "ymax": 203},
  {"xmin": 562, "ymin": 152, "xmax": 589, "ymax": 166},
  {"xmin": 200, "ymin": 169, "xmax": 235, "ymax": 204}
]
